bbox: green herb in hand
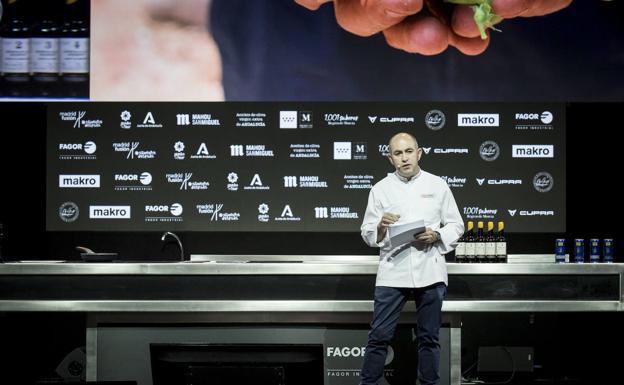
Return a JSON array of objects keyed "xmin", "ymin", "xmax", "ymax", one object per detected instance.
[{"xmin": 444, "ymin": 0, "xmax": 503, "ymax": 40}]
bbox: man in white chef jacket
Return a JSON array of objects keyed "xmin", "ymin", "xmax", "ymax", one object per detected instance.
[{"xmin": 359, "ymin": 132, "xmax": 464, "ymax": 385}]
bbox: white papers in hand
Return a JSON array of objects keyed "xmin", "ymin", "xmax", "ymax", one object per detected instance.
[{"xmin": 388, "ymin": 219, "xmax": 426, "ymax": 248}]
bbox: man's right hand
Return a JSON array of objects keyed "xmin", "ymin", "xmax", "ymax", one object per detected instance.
[
  {"xmin": 377, "ymin": 212, "xmax": 400, "ymax": 242},
  {"xmin": 295, "ymin": 0, "xmax": 573, "ymax": 56}
]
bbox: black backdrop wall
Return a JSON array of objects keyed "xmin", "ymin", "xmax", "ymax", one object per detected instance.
[{"xmin": 0, "ymin": 102, "xmax": 620, "ymax": 261}]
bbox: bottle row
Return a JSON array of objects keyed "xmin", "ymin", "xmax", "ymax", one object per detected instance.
[
  {"xmin": 455, "ymin": 221, "xmax": 506, "ymax": 263},
  {"xmin": 0, "ymin": 0, "xmax": 89, "ymax": 98},
  {"xmin": 556, "ymin": 238, "xmax": 615, "ymax": 263}
]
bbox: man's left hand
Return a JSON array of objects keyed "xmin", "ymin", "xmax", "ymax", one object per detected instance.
[{"xmin": 414, "ymin": 227, "xmax": 439, "ymax": 244}]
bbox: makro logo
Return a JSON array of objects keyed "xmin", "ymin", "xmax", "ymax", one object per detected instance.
[
  {"xmin": 59, "ymin": 174, "xmax": 100, "ymax": 188},
  {"xmin": 515, "ymin": 111, "xmax": 553, "ymax": 124},
  {"xmin": 512, "ymin": 145, "xmax": 554, "ymax": 158},
  {"xmin": 425, "ymin": 110, "xmax": 445, "ymax": 130},
  {"xmin": 479, "ymin": 141, "xmax": 500, "ymax": 161},
  {"xmin": 533, "ymin": 172, "xmax": 554, "ymax": 193},
  {"xmin": 89, "ymin": 205, "xmax": 131, "ymax": 219},
  {"xmin": 280, "ymin": 111, "xmax": 312, "ymax": 129},
  {"xmin": 458, "ymin": 113, "xmax": 499, "ymax": 127},
  {"xmin": 59, "ymin": 202, "xmax": 79, "ymax": 222}
]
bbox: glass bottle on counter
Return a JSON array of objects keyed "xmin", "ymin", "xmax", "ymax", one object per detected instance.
[
  {"xmin": 455, "ymin": 225, "xmax": 466, "ymax": 263},
  {"xmin": 589, "ymin": 238, "xmax": 600, "ymax": 263},
  {"xmin": 60, "ymin": 0, "xmax": 89, "ymax": 98},
  {"xmin": 603, "ymin": 238, "xmax": 614, "ymax": 263},
  {"xmin": 475, "ymin": 221, "xmax": 486, "ymax": 262},
  {"xmin": 30, "ymin": 0, "xmax": 61, "ymax": 97},
  {"xmin": 485, "ymin": 221, "xmax": 497, "ymax": 263},
  {"xmin": 464, "ymin": 221, "xmax": 476, "ymax": 263},
  {"xmin": 496, "ymin": 221, "xmax": 507, "ymax": 263},
  {"xmin": 1, "ymin": 0, "xmax": 31, "ymax": 97}
]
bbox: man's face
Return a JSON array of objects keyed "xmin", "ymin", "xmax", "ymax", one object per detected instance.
[{"xmin": 388, "ymin": 136, "xmax": 422, "ymax": 178}]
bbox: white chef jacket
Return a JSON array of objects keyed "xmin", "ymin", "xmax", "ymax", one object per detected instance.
[{"xmin": 361, "ymin": 170, "xmax": 465, "ymax": 288}]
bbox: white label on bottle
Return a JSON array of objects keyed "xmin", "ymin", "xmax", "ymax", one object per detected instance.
[
  {"xmin": 485, "ymin": 242, "xmax": 496, "ymax": 256},
  {"xmin": 497, "ymin": 242, "xmax": 507, "ymax": 256},
  {"xmin": 455, "ymin": 242, "xmax": 466, "ymax": 256},
  {"xmin": 465, "ymin": 242, "xmax": 476, "ymax": 256},
  {"xmin": 60, "ymin": 38, "xmax": 89, "ymax": 73},
  {"xmin": 31, "ymin": 38, "xmax": 60, "ymax": 73},
  {"xmin": 475, "ymin": 242, "xmax": 486, "ymax": 256},
  {"xmin": 2, "ymin": 38, "xmax": 30, "ymax": 73}
]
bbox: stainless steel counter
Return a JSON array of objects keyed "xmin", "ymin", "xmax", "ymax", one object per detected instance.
[{"xmin": 1, "ymin": 255, "xmax": 622, "ymax": 312}]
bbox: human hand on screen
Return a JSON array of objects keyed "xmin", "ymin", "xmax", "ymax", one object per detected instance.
[
  {"xmin": 295, "ymin": 0, "xmax": 572, "ymax": 55},
  {"xmin": 450, "ymin": 0, "xmax": 573, "ymax": 40}
]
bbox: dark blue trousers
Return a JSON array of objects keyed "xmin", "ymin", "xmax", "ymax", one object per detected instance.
[{"xmin": 360, "ymin": 283, "xmax": 447, "ymax": 385}]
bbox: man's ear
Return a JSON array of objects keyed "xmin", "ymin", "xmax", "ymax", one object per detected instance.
[
  {"xmin": 417, "ymin": 148, "xmax": 423, "ymax": 162},
  {"xmin": 387, "ymin": 155, "xmax": 395, "ymax": 167}
]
